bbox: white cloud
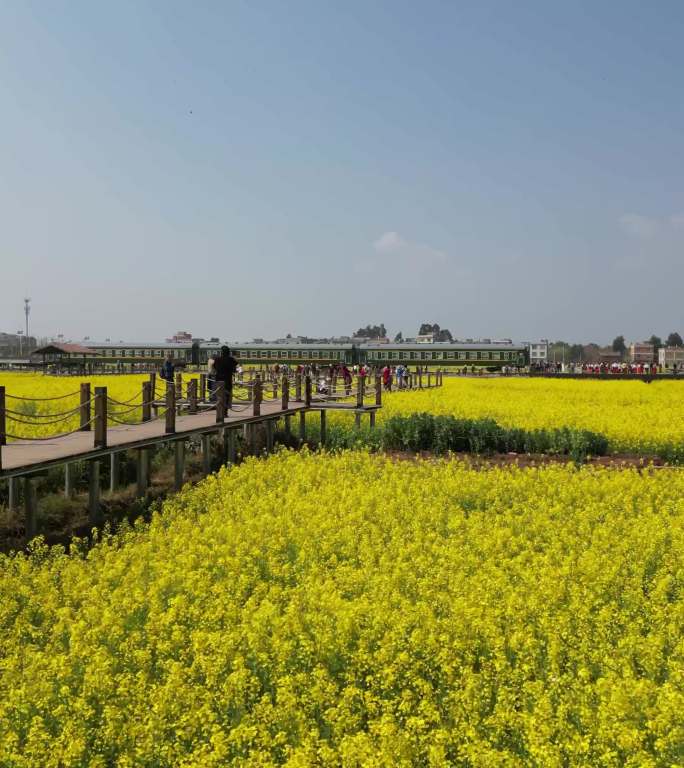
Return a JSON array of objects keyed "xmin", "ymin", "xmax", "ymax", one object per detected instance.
[
  {"xmin": 618, "ymin": 214, "xmax": 660, "ymax": 238},
  {"xmin": 619, "ymin": 212, "xmax": 684, "ymax": 238},
  {"xmin": 372, "ymin": 231, "xmax": 447, "ymax": 263}
]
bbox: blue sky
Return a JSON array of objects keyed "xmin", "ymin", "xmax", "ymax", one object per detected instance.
[{"xmin": 1, "ymin": 1, "xmax": 683, "ymax": 344}]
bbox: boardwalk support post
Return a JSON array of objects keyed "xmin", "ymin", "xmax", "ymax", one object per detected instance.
[
  {"xmin": 295, "ymin": 374, "xmax": 302, "ymax": 402},
  {"xmin": 109, "ymin": 453, "xmax": 119, "ymax": 494},
  {"xmin": 200, "ymin": 374, "xmax": 207, "ymax": 402},
  {"xmin": 375, "ymin": 376, "xmax": 382, "ymax": 406},
  {"xmin": 174, "ymin": 441, "xmax": 185, "ymax": 490},
  {"xmin": 142, "ymin": 382, "xmax": 152, "ymax": 422},
  {"xmin": 357, "ymin": 377, "xmax": 365, "ymax": 408},
  {"xmin": 88, "ymin": 460, "xmax": 102, "ymax": 527},
  {"xmin": 320, "ymin": 410, "xmax": 326, "ymax": 447},
  {"xmin": 253, "ymin": 377, "xmax": 262, "ymax": 417},
  {"xmin": 165, "ymin": 383, "xmax": 176, "ymax": 434},
  {"xmin": 304, "ymin": 376, "xmax": 312, "ymax": 407},
  {"xmin": 265, "ymin": 420, "xmax": 274, "ymax": 453},
  {"xmin": 64, "ymin": 464, "xmax": 73, "ymax": 498},
  {"xmin": 80, "ymin": 383, "xmax": 91, "ymax": 431},
  {"xmin": 202, "ymin": 434, "xmax": 212, "ymax": 475},
  {"xmin": 224, "ymin": 429, "xmax": 237, "ymax": 464},
  {"xmin": 94, "ymin": 387, "xmax": 107, "ymax": 449},
  {"xmin": 299, "ymin": 411, "xmax": 306, "ymax": 444},
  {"xmin": 8, "ymin": 476, "xmax": 18, "ymax": 511},
  {"xmin": 188, "ymin": 379, "xmax": 198, "ymax": 414},
  {"xmin": 136, "ymin": 450, "xmax": 149, "ymax": 498},
  {"xmin": 215, "ymin": 382, "xmax": 225, "ymax": 423},
  {"xmin": 0, "ymin": 386, "xmax": 5, "ymax": 472},
  {"xmin": 24, "ymin": 476, "xmax": 37, "ymax": 541},
  {"xmin": 281, "ymin": 376, "xmax": 289, "ymax": 410}
]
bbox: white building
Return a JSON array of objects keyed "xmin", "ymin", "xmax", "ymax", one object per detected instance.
[
  {"xmin": 527, "ymin": 339, "xmax": 549, "ymax": 364},
  {"xmin": 658, "ymin": 346, "xmax": 684, "ymax": 369}
]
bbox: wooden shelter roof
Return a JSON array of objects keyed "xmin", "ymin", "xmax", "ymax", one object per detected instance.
[{"xmin": 32, "ymin": 343, "xmax": 99, "ymax": 356}]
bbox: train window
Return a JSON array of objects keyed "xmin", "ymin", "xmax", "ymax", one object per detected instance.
[
  {"xmin": 447, "ymin": 351, "xmax": 455, "ymax": 359},
  {"xmin": 279, "ymin": 351, "xmax": 288, "ymax": 359},
  {"xmin": 492, "ymin": 352, "xmax": 500, "ymax": 360},
  {"xmin": 458, "ymin": 352, "xmax": 467, "ymax": 360},
  {"xmin": 433, "ymin": 351, "xmax": 443, "ymax": 360},
  {"xmin": 411, "ymin": 351, "xmax": 419, "ymax": 359},
  {"xmin": 302, "ymin": 350, "xmax": 310, "ymax": 358},
  {"xmin": 401, "ymin": 351, "xmax": 410, "ymax": 360},
  {"xmin": 481, "ymin": 351, "xmax": 490, "ymax": 360},
  {"xmin": 260, "ymin": 350, "xmax": 269, "ymax": 358},
  {"xmin": 311, "ymin": 350, "xmax": 319, "ymax": 358}
]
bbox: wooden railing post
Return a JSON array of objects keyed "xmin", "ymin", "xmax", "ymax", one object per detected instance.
[
  {"xmin": 142, "ymin": 381, "xmax": 152, "ymax": 422},
  {"xmin": 356, "ymin": 377, "xmax": 365, "ymax": 408},
  {"xmin": 281, "ymin": 375, "xmax": 289, "ymax": 410},
  {"xmin": 94, "ymin": 387, "xmax": 107, "ymax": 448},
  {"xmin": 80, "ymin": 383, "xmax": 91, "ymax": 431},
  {"xmin": 149, "ymin": 372, "xmax": 156, "ymax": 397},
  {"xmin": 165, "ymin": 383, "xmax": 176, "ymax": 434},
  {"xmin": 375, "ymin": 376, "xmax": 382, "ymax": 405},
  {"xmin": 304, "ymin": 376, "xmax": 312, "ymax": 407},
  {"xmin": 0, "ymin": 386, "xmax": 5, "ymax": 471},
  {"xmin": 200, "ymin": 373, "xmax": 207, "ymax": 402},
  {"xmin": 175, "ymin": 372, "xmax": 183, "ymax": 396},
  {"xmin": 295, "ymin": 373, "xmax": 302, "ymax": 402},
  {"xmin": 273, "ymin": 380, "xmax": 278, "ymax": 400},
  {"xmin": 188, "ymin": 379, "xmax": 198, "ymax": 414},
  {"xmin": 253, "ymin": 376, "xmax": 262, "ymax": 416},
  {"xmin": 215, "ymin": 381, "xmax": 226, "ymax": 423}
]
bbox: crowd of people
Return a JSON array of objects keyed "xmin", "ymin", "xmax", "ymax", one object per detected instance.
[{"xmin": 531, "ymin": 361, "xmax": 676, "ymax": 375}]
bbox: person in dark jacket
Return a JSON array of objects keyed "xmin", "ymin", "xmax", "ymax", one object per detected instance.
[
  {"xmin": 160, "ymin": 352, "xmax": 175, "ymax": 382},
  {"xmin": 213, "ymin": 346, "xmax": 238, "ymax": 409}
]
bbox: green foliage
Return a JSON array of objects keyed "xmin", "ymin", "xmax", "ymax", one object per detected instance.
[{"xmin": 381, "ymin": 413, "xmax": 609, "ymax": 461}]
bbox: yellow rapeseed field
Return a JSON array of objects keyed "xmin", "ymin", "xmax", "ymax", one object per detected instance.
[
  {"xmin": 1, "ymin": 450, "xmax": 683, "ymax": 767},
  {"xmin": 376, "ymin": 377, "xmax": 684, "ymax": 458},
  {"xmin": 0, "ymin": 372, "xmax": 152, "ymax": 440}
]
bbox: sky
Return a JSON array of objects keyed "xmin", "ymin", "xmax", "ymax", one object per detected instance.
[{"xmin": 1, "ymin": 1, "xmax": 683, "ymax": 345}]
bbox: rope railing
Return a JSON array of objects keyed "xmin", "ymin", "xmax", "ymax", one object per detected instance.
[
  {"xmin": 3, "ymin": 415, "xmax": 99, "ymax": 442},
  {"xmin": 3, "ymin": 403, "xmax": 86, "ymax": 420},
  {"xmin": 5, "ymin": 390, "xmax": 82, "ymax": 402}
]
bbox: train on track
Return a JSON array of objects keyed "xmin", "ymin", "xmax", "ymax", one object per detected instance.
[{"xmin": 82, "ymin": 340, "xmax": 528, "ymax": 370}]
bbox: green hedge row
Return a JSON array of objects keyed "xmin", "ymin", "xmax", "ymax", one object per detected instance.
[
  {"xmin": 307, "ymin": 413, "xmax": 609, "ymax": 462},
  {"xmin": 381, "ymin": 413, "xmax": 609, "ymax": 461}
]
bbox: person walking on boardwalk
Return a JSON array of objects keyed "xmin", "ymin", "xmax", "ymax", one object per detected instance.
[
  {"xmin": 207, "ymin": 354, "xmax": 217, "ymax": 402},
  {"xmin": 160, "ymin": 352, "xmax": 175, "ymax": 382},
  {"xmin": 214, "ymin": 346, "xmax": 238, "ymax": 410}
]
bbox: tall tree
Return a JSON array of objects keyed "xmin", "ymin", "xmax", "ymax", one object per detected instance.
[
  {"xmin": 354, "ymin": 324, "xmax": 388, "ymax": 339},
  {"xmin": 612, "ymin": 335, "xmax": 626, "ymax": 354},
  {"xmin": 666, "ymin": 332, "xmax": 683, "ymax": 347},
  {"xmin": 393, "ymin": 331, "xmax": 403, "ymax": 343},
  {"xmin": 648, "ymin": 335, "xmax": 662, "ymax": 349}
]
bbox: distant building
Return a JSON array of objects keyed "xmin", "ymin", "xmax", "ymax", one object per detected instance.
[
  {"xmin": 658, "ymin": 346, "xmax": 684, "ymax": 369},
  {"xmin": 599, "ymin": 348, "xmax": 623, "ymax": 364},
  {"xmin": 527, "ymin": 339, "xmax": 548, "ymax": 364},
  {"xmin": 166, "ymin": 331, "xmax": 193, "ymax": 343},
  {"xmin": 416, "ymin": 333, "xmax": 436, "ymax": 343},
  {"xmin": 629, "ymin": 342, "xmax": 655, "ymax": 364}
]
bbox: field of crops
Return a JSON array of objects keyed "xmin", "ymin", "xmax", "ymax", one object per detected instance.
[
  {"xmin": 1, "ymin": 450, "xmax": 682, "ymax": 766},
  {"xmin": 2, "ymin": 373, "xmax": 683, "ymax": 460},
  {"xmin": 375, "ymin": 377, "xmax": 684, "ymax": 460}
]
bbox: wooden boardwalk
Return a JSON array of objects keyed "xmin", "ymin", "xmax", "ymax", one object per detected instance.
[{"xmin": 0, "ymin": 398, "xmax": 312, "ymax": 476}]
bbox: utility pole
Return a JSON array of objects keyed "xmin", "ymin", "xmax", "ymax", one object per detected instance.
[
  {"xmin": 24, "ymin": 298, "xmax": 31, "ymax": 352},
  {"xmin": 17, "ymin": 330, "xmax": 23, "ymax": 357}
]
